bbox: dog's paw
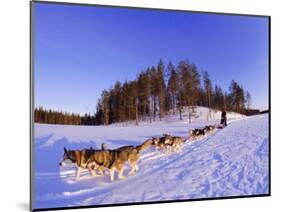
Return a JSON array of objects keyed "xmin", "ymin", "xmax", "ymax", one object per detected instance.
[
  {"xmin": 128, "ymin": 172, "xmax": 135, "ymax": 176},
  {"xmin": 118, "ymin": 176, "xmax": 127, "ymax": 180}
]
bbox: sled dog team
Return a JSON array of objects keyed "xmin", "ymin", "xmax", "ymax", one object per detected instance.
[{"xmin": 59, "ymin": 125, "xmax": 216, "ymax": 182}]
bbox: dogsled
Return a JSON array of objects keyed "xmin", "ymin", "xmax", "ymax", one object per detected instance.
[{"xmin": 215, "ymin": 123, "xmax": 226, "ymax": 129}]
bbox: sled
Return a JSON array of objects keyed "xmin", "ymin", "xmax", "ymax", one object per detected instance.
[{"xmin": 215, "ymin": 123, "xmax": 226, "ymax": 129}]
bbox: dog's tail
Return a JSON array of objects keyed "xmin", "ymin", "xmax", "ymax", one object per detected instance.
[{"xmin": 136, "ymin": 139, "xmax": 153, "ymax": 152}]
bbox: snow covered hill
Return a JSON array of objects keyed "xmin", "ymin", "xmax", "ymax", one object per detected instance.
[
  {"xmin": 111, "ymin": 106, "xmax": 244, "ymax": 126},
  {"xmin": 33, "ymin": 112, "xmax": 269, "ymax": 209}
]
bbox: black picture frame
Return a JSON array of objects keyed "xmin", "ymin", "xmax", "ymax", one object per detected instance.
[{"xmin": 30, "ymin": 1, "xmax": 271, "ymax": 211}]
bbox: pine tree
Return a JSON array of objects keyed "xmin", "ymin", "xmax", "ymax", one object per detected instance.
[
  {"xmin": 224, "ymin": 92, "xmax": 232, "ymax": 111},
  {"xmin": 108, "ymin": 88, "xmax": 115, "ymax": 123},
  {"xmin": 150, "ymin": 66, "xmax": 158, "ymax": 121},
  {"xmin": 156, "ymin": 59, "xmax": 165, "ymax": 121},
  {"xmin": 120, "ymin": 81, "xmax": 129, "ymax": 123},
  {"xmin": 203, "ymin": 71, "xmax": 212, "ymax": 108},
  {"xmin": 114, "ymin": 81, "xmax": 122, "ymax": 122},
  {"xmin": 189, "ymin": 63, "xmax": 201, "ymax": 106},
  {"xmin": 197, "ymin": 87, "xmax": 207, "ymax": 106},
  {"xmin": 137, "ymin": 70, "xmax": 151, "ymax": 120},
  {"xmin": 144, "ymin": 69, "xmax": 152, "ymax": 122},
  {"xmin": 246, "ymin": 91, "xmax": 251, "ymax": 109},
  {"xmin": 177, "ymin": 60, "xmax": 188, "ymax": 120},
  {"xmin": 94, "ymin": 99, "xmax": 103, "ymax": 125},
  {"xmin": 177, "ymin": 60, "xmax": 201, "ymax": 123},
  {"xmin": 229, "ymin": 80, "xmax": 245, "ymax": 113},
  {"xmin": 167, "ymin": 61, "xmax": 178, "ymax": 114},
  {"xmin": 130, "ymin": 81, "xmax": 139, "ymax": 125},
  {"xmin": 101, "ymin": 90, "xmax": 110, "ymax": 125},
  {"xmin": 213, "ymin": 85, "xmax": 224, "ymax": 110}
]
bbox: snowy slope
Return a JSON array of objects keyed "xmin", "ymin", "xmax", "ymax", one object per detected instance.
[
  {"xmin": 33, "ymin": 113, "xmax": 269, "ymax": 209},
  {"xmin": 111, "ymin": 106, "xmax": 244, "ymax": 126}
]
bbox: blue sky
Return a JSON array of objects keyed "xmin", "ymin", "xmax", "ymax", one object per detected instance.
[{"xmin": 34, "ymin": 2, "xmax": 269, "ymax": 115}]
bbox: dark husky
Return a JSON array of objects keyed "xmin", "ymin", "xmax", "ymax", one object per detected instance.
[
  {"xmin": 151, "ymin": 134, "xmax": 184, "ymax": 153},
  {"xmin": 89, "ymin": 139, "xmax": 153, "ymax": 182},
  {"xmin": 60, "ymin": 139, "xmax": 153, "ymax": 181},
  {"xmin": 151, "ymin": 134, "xmax": 172, "ymax": 150},
  {"xmin": 161, "ymin": 134, "xmax": 185, "ymax": 151},
  {"xmin": 189, "ymin": 128, "xmax": 205, "ymax": 140},
  {"xmin": 203, "ymin": 125, "xmax": 216, "ymax": 134},
  {"xmin": 170, "ymin": 135, "xmax": 185, "ymax": 151},
  {"xmin": 59, "ymin": 147, "xmax": 101, "ymax": 180}
]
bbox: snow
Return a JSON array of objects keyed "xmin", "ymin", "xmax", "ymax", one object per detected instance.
[{"xmin": 33, "ymin": 107, "xmax": 269, "ymax": 209}]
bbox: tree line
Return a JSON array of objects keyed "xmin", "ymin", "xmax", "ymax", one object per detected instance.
[
  {"xmin": 94, "ymin": 59, "xmax": 252, "ymax": 125},
  {"xmin": 34, "ymin": 107, "xmax": 96, "ymax": 125},
  {"xmin": 35, "ymin": 58, "xmax": 254, "ymax": 126}
]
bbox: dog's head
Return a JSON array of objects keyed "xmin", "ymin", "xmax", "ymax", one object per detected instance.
[
  {"xmin": 152, "ymin": 137, "xmax": 165, "ymax": 148},
  {"xmin": 193, "ymin": 129, "xmax": 200, "ymax": 135},
  {"xmin": 189, "ymin": 129, "xmax": 196, "ymax": 137},
  {"xmin": 163, "ymin": 133, "xmax": 171, "ymax": 138},
  {"xmin": 163, "ymin": 134, "xmax": 172, "ymax": 144},
  {"xmin": 203, "ymin": 126, "xmax": 209, "ymax": 133},
  {"xmin": 59, "ymin": 147, "xmax": 76, "ymax": 167},
  {"xmin": 152, "ymin": 137, "xmax": 160, "ymax": 145}
]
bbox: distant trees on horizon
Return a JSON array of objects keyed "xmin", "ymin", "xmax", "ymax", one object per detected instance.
[
  {"xmin": 35, "ymin": 58, "xmax": 255, "ymax": 126},
  {"xmin": 34, "ymin": 107, "xmax": 96, "ymax": 125}
]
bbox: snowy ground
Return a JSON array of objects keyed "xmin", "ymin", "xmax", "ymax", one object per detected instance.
[{"xmin": 33, "ymin": 108, "xmax": 269, "ymax": 209}]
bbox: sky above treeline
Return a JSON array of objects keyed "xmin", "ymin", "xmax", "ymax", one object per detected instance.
[{"xmin": 34, "ymin": 2, "xmax": 269, "ymax": 115}]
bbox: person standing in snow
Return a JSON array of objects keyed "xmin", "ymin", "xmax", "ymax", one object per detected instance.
[{"xmin": 220, "ymin": 109, "xmax": 227, "ymax": 127}]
